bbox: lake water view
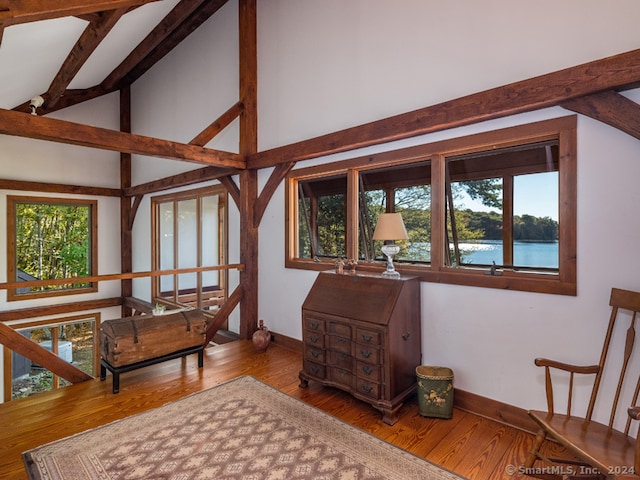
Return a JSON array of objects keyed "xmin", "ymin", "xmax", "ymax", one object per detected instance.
[
  {"xmin": 403, "ymin": 240, "xmax": 559, "ymax": 269},
  {"xmin": 458, "ymin": 240, "xmax": 558, "ymax": 268}
]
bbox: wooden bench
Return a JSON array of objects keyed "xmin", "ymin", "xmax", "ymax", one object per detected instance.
[
  {"xmin": 100, "ymin": 345, "xmax": 204, "ymax": 393},
  {"xmin": 99, "ymin": 310, "xmax": 207, "ymax": 393}
]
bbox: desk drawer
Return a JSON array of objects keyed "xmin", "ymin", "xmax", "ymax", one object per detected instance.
[
  {"xmin": 329, "ymin": 350, "xmax": 353, "ymax": 370},
  {"xmin": 330, "ymin": 367, "xmax": 354, "ymax": 389},
  {"xmin": 303, "ymin": 360, "xmax": 326, "ymax": 379},
  {"xmin": 328, "ymin": 322, "xmax": 351, "ymax": 338},
  {"xmin": 356, "ymin": 328, "xmax": 381, "ymax": 346},
  {"xmin": 356, "ymin": 361, "xmax": 381, "ymax": 382},
  {"xmin": 304, "ymin": 347, "xmax": 325, "ymax": 363},
  {"xmin": 356, "ymin": 378, "xmax": 381, "ymax": 400},
  {"xmin": 304, "ymin": 330, "xmax": 324, "ymax": 348},
  {"xmin": 355, "ymin": 345, "xmax": 380, "ymax": 364},
  {"xmin": 328, "ymin": 334, "xmax": 351, "ymax": 354},
  {"xmin": 303, "ymin": 316, "xmax": 326, "ymax": 333}
]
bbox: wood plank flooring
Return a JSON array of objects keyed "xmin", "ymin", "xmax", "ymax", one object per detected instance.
[{"xmin": 0, "ymin": 340, "xmax": 567, "ymax": 479}]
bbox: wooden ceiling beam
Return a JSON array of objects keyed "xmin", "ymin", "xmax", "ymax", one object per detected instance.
[
  {"xmin": 13, "ymin": 86, "xmax": 110, "ymax": 115},
  {"xmin": 219, "ymin": 175, "xmax": 240, "ymax": 207},
  {"xmin": 247, "ymin": 48, "xmax": 640, "ymax": 170},
  {"xmin": 119, "ymin": 0, "xmax": 229, "ymax": 89},
  {"xmin": 124, "ymin": 166, "xmax": 239, "ymax": 197},
  {"xmin": 45, "ymin": 8, "xmax": 127, "ymax": 109},
  {"xmin": 561, "ymin": 90, "xmax": 640, "ymax": 141},
  {"xmin": 14, "ymin": 0, "xmax": 229, "ymax": 114},
  {"xmin": 0, "ymin": 0, "xmax": 159, "ymax": 27},
  {"xmin": 254, "ymin": 162, "xmax": 295, "ymax": 228},
  {"xmin": 0, "ymin": 178, "xmax": 121, "ymax": 196},
  {"xmin": 0, "ymin": 108, "xmax": 246, "ymax": 168},
  {"xmin": 101, "ymin": 0, "xmax": 228, "ymax": 91},
  {"xmin": 190, "ymin": 101, "xmax": 244, "ymax": 147}
]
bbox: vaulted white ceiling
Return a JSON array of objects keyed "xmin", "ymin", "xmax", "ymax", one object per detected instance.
[{"xmin": 0, "ymin": 0, "xmax": 229, "ymax": 115}]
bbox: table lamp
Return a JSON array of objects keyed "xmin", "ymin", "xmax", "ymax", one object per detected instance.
[{"xmin": 372, "ymin": 213, "xmax": 408, "ymax": 277}]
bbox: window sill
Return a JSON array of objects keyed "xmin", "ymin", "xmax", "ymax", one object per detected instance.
[{"xmin": 285, "ymin": 259, "xmax": 576, "ymax": 296}]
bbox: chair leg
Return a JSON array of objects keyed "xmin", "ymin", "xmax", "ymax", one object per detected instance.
[{"xmin": 525, "ymin": 429, "xmax": 547, "ymax": 468}]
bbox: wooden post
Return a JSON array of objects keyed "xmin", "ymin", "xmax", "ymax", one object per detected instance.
[
  {"xmin": 238, "ymin": 0, "xmax": 258, "ymax": 339},
  {"xmin": 120, "ymin": 86, "xmax": 133, "ymax": 317}
]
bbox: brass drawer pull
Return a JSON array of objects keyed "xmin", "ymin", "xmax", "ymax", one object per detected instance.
[{"xmin": 360, "ymin": 350, "xmax": 372, "ymax": 358}]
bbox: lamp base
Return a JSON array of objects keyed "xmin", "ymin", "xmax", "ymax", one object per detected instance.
[
  {"xmin": 381, "ymin": 269, "xmax": 401, "ymax": 277},
  {"xmin": 381, "ymin": 244, "xmax": 401, "ymax": 277}
]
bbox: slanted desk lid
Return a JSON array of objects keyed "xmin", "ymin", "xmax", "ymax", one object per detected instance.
[{"xmin": 302, "ymin": 271, "xmax": 415, "ymax": 325}]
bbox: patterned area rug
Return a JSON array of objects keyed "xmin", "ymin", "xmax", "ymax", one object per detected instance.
[{"xmin": 23, "ymin": 376, "xmax": 465, "ymax": 480}]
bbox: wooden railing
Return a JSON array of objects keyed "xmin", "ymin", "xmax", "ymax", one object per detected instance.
[
  {"xmin": 0, "ymin": 264, "xmax": 244, "ymax": 394},
  {"xmin": 0, "ymin": 264, "xmax": 244, "ymax": 291}
]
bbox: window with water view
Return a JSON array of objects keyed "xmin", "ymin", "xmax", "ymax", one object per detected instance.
[
  {"xmin": 445, "ymin": 142, "xmax": 559, "ymax": 271},
  {"xmin": 287, "ymin": 116, "xmax": 576, "ymax": 295}
]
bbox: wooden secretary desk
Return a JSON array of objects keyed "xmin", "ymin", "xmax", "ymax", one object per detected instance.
[{"xmin": 299, "ymin": 271, "xmax": 422, "ymax": 425}]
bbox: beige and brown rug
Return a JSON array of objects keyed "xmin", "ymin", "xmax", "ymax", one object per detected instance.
[{"xmin": 23, "ymin": 376, "xmax": 465, "ymax": 480}]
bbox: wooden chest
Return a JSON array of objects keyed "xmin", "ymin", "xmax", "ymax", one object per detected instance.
[
  {"xmin": 299, "ymin": 271, "xmax": 421, "ymax": 425},
  {"xmin": 100, "ymin": 310, "xmax": 207, "ymax": 367}
]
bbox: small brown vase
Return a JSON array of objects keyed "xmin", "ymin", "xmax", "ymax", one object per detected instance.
[{"xmin": 252, "ymin": 320, "xmax": 270, "ymax": 352}]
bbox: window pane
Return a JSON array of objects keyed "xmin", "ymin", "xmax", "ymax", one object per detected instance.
[
  {"xmin": 177, "ymin": 199, "xmax": 198, "ymax": 270},
  {"xmin": 14, "ymin": 200, "xmax": 92, "ymax": 294},
  {"xmin": 177, "ymin": 199, "xmax": 198, "ymax": 298},
  {"xmin": 158, "ymin": 202, "xmax": 174, "ymax": 296},
  {"xmin": 297, "ymin": 174, "xmax": 347, "ymax": 259},
  {"xmin": 513, "ymin": 172, "xmax": 559, "ymax": 268},
  {"xmin": 201, "ymin": 195, "xmax": 220, "ymax": 288},
  {"xmin": 12, "ymin": 327, "xmax": 54, "ymax": 399},
  {"xmin": 445, "ymin": 141, "xmax": 559, "ymax": 271},
  {"xmin": 446, "ymin": 176, "xmax": 504, "ymax": 267},
  {"xmin": 10, "ymin": 318, "xmax": 97, "ymax": 400},
  {"xmin": 360, "ymin": 162, "xmax": 431, "ymax": 263},
  {"xmin": 67, "ymin": 320, "xmax": 96, "ymax": 377}
]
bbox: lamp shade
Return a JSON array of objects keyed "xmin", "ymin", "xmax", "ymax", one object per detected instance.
[{"xmin": 372, "ymin": 213, "xmax": 408, "ymax": 241}]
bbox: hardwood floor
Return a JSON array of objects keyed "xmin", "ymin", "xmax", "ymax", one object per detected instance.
[{"xmin": 0, "ymin": 340, "xmax": 567, "ymax": 479}]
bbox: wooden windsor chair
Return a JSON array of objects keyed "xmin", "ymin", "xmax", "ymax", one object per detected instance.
[{"xmin": 524, "ymin": 288, "xmax": 640, "ymax": 480}]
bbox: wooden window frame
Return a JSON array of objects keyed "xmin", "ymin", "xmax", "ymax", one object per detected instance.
[
  {"xmin": 285, "ymin": 116, "xmax": 577, "ymax": 296},
  {"xmin": 150, "ymin": 185, "xmax": 229, "ymax": 309},
  {"xmin": 7, "ymin": 195, "xmax": 98, "ymax": 301},
  {"xmin": 3, "ymin": 313, "xmax": 101, "ymax": 402}
]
